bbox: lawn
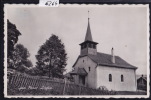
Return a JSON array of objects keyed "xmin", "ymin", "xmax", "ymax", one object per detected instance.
[{"xmin": 117, "ymin": 91, "xmax": 147, "ymax": 95}]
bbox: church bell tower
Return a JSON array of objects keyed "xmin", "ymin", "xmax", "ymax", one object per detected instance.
[{"xmin": 79, "ymin": 11, "xmax": 98, "ymax": 56}]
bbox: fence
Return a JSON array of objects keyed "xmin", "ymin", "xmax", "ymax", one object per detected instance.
[{"xmin": 7, "ymin": 74, "xmax": 116, "ymax": 95}]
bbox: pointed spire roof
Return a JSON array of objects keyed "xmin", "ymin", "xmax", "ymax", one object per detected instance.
[
  {"xmin": 85, "ymin": 18, "xmax": 93, "ymax": 41},
  {"xmin": 79, "ymin": 11, "xmax": 98, "ymax": 46}
]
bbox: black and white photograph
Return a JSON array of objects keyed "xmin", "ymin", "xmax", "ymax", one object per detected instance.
[{"xmin": 4, "ymin": 4, "xmax": 149, "ymax": 98}]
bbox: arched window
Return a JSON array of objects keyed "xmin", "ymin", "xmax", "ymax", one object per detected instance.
[
  {"xmin": 81, "ymin": 45, "xmax": 83, "ymax": 49},
  {"xmin": 89, "ymin": 67, "xmax": 91, "ymax": 71},
  {"xmin": 86, "ymin": 43, "xmax": 89, "ymax": 47},
  {"xmin": 89, "ymin": 43, "xmax": 92, "ymax": 48},
  {"xmin": 93, "ymin": 44, "xmax": 96, "ymax": 49},
  {"xmin": 121, "ymin": 75, "xmax": 124, "ymax": 82},
  {"xmin": 109, "ymin": 74, "xmax": 112, "ymax": 82},
  {"xmin": 84, "ymin": 44, "xmax": 86, "ymax": 48}
]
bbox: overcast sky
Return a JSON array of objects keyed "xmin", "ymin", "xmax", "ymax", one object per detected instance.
[{"xmin": 6, "ymin": 5, "xmax": 149, "ymax": 75}]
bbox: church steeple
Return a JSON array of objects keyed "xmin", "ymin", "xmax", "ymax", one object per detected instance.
[
  {"xmin": 85, "ymin": 18, "xmax": 93, "ymax": 41},
  {"xmin": 79, "ymin": 11, "xmax": 98, "ymax": 56}
]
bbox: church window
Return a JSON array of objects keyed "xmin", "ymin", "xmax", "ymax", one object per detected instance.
[
  {"xmin": 83, "ymin": 60, "xmax": 84, "ymax": 63},
  {"xmin": 83, "ymin": 45, "xmax": 85, "ymax": 49},
  {"xmin": 109, "ymin": 74, "xmax": 112, "ymax": 82},
  {"xmin": 89, "ymin": 67, "xmax": 91, "ymax": 71},
  {"xmin": 121, "ymin": 75, "xmax": 124, "ymax": 82},
  {"xmin": 92, "ymin": 44, "xmax": 94, "ymax": 48},
  {"xmin": 89, "ymin": 43, "xmax": 92, "ymax": 48},
  {"xmin": 93, "ymin": 44, "xmax": 96, "ymax": 49},
  {"xmin": 87, "ymin": 43, "xmax": 89, "ymax": 47},
  {"xmin": 82, "ymin": 44, "xmax": 86, "ymax": 49}
]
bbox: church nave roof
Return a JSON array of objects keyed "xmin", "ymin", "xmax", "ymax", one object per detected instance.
[{"xmin": 75, "ymin": 52, "xmax": 137, "ymax": 69}]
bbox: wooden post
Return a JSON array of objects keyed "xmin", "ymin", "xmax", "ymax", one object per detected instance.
[
  {"xmin": 8, "ymin": 74, "xmax": 13, "ymax": 85},
  {"xmin": 63, "ymin": 78, "xmax": 66, "ymax": 95},
  {"xmin": 79, "ymin": 86, "xmax": 81, "ymax": 95},
  {"xmin": 13, "ymin": 75, "xmax": 18, "ymax": 85}
]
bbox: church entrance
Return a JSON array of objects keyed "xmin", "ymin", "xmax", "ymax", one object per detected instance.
[
  {"xmin": 70, "ymin": 68, "xmax": 87, "ymax": 86},
  {"xmin": 79, "ymin": 75, "xmax": 85, "ymax": 85}
]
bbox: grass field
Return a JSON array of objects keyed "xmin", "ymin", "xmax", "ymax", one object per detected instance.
[{"xmin": 117, "ymin": 91, "xmax": 147, "ymax": 95}]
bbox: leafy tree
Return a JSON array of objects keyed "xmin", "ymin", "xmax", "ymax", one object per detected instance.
[
  {"xmin": 12, "ymin": 44, "xmax": 33, "ymax": 72},
  {"xmin": 26, "ymin": 67, "xmax": 41, "ymax": 76},
  {"xmin": 7, "ymin": 20, "xmax": 21, "ymax": 68},
  {"xmin": 35, "ymin": 34, "xmax": 67, "ymax": 78}
]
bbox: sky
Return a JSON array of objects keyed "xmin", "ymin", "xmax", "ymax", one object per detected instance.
[{"xmin": 6, "ymin": 4, "xmax": 149, "ymax": 75}]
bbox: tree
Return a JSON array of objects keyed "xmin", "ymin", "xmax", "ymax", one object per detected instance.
[
  {"xmin": 12, "ymin": 44, "xmax": 33, "ymax": 72},
  {"xmin": 7, "ymin": 20, "xmax": 21, "ymax": 68},
  {"xmin": 26, "ymin": 67, "xmax": 41, "ymax": 76},
  {"xmin": 35, "ymin": 34, "xmax": 67, "ymax": 78}
]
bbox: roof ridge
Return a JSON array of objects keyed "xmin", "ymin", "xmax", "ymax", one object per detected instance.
[
  {"xmin": 97, "ymin": 52, "xmax": 111, "ymax": 55},
  {"xmin": 97, "ymin": 52, "xmax": 120, "ymax": 57},
  {"xmin": 73, "ymin": 53, "xmax": 137, "ymax": 69}
]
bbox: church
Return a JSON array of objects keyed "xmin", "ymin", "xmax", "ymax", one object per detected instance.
[{"xmin": 69, "ymin": 17, "xmax": 138, "ymax": 91}]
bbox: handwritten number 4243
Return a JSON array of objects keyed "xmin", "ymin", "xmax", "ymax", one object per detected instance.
[{"xmin": 45, "ymin": 1, "xmax": 58, "ymax": 6}]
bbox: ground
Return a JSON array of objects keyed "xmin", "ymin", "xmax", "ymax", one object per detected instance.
[{"xmin": 117, "ymin": 90, "xmax": 147, "ymax": 95}]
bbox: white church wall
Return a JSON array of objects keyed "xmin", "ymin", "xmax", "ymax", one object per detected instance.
[
  {"xmin": 73, "ymin": 56, "xmax": 97, "ymax": 88},
  {"xmin": 96, "ymin": 66, "xmax": 137, "ymax": 91}
]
